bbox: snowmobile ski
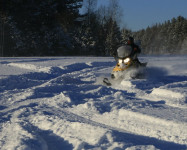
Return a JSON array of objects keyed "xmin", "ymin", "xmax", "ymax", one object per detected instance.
[{"xmin": 103, "ymin": 78, "xmax": 112, "ymax": 86}]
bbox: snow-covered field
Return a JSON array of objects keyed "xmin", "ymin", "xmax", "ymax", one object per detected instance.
[{"xmin": 0, "ymin": 56, "xmax": 187, "ymax": 150}]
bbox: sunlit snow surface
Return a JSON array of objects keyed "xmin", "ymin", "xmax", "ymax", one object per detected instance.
[{"xmin": 0, "ymin": 56, "xmax": 187, "ymax": 150}]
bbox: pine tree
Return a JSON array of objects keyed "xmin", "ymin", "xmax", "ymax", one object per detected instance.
[
  {"xmin": 0, "ymin": 0, "xmax": 83, "ymax": 56},
  {"xmin": 121, "ymin": 29, "xmax": 132, "ymax": 44},
  {"xmin": 105, "ymin": 18, "xmax": 121, "ymax": 56},
  {"xmin": 133, "ymin": 16, "xmax": 187, "ymax": 54}
]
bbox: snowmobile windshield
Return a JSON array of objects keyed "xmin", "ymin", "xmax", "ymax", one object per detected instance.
[{"xmin": 117, "ymin": 45, "xmax": 132, "ymax": 58}]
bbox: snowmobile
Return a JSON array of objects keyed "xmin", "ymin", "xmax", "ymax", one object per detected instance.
[{"xmin": 103, "ymin": 45, "xmax": 147, "ymax": 86}]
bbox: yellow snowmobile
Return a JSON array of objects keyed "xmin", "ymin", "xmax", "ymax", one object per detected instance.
[{"xmin": 103, "ymin": 45, "xmax": 147, "ymax": 86}]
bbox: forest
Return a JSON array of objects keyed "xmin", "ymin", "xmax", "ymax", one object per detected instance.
[{"xmin": 0, "ymin": 0, "xmax": 187, "ymax": 57}]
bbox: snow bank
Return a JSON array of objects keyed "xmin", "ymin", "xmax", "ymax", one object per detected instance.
[
  {"xmin": 7, "ymin": 63, "xmax": 50, "ymax": 72},
  {"xmin": 29, "ymin": 114, "xmax": 108, "ymax": 149},
  {"xmin": 151, "ymin": 88, "xmax": 184, "ymax": 99}
]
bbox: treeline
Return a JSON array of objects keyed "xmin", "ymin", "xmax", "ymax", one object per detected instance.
[
  {"xmin": 0, "ymin": 0, "xmax": 123, "ymax": 56},
  {"xmin": 0, "ymin": 0, "xmax": 84, "ymax": 56},
  {"xmin": 134, "ymin": 16, "xmax": 187, "ymax": 54},
  {"xmin": 0, "ymin": 0, "xmax": 187, "ymax": 56}
]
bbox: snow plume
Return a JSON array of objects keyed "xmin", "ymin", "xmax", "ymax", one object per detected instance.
[{"xmin": 0, "ymin": 56, "xmax": 187, "ymax": 150}]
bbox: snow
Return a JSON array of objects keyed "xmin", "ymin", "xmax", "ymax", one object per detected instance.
[{"xmin": 0, "ymin": 56, "xmax": 187, "ymax": 150}]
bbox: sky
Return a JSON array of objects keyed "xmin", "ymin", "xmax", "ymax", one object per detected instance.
[{"xmin": 97, "ymin": 0, "xmax": 187, "ymax": 31}]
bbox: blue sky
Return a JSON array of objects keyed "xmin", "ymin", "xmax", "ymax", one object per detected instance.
[{"xmin": 97, "ymin": 0, "xmax": 187, "ymax": 31}]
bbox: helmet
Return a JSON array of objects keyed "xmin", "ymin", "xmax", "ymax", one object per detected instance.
[
  {"xmin": 127, "ymin": 36, "xmax": 134, "ymax": 45},
  {"xmin": 117, "ymin": 45, "xmax": 132, "ymax": 58}
]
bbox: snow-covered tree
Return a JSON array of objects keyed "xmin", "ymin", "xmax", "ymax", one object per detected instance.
[
  {"xmin": 105, "ymin": 18, "xmax": 122, "ymax": 56},
  {"xmin": 134, "ymin": 16, "xmax": 187, "ymax": 54},
  {"xmin": 0, "ymin": 0, "xmax": 83, "ymax": 56}
]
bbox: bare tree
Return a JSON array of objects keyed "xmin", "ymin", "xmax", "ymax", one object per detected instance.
[
  {"xmin": 82, "ymin": 0, "xmax": 97, "ymax": 25},
  {"xmin": 96, "ymin": 5, "xmax": 108, "ymax": 25},
  {"xmin": 108, "ymin": 0, "xmax": 123, "ymax": 25}
]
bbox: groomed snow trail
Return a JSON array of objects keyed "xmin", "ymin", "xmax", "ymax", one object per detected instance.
[{"xmin": 0, "ymin": 56, "xmax": 187, "ymax": 150}]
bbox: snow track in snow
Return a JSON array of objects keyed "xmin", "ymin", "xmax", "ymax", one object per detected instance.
[{"xmin": 0, "ymin": 56, "xmax": 187, "ymax": 150}]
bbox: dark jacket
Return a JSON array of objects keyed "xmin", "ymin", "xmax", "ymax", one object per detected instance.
[{"xmin": 128, "ymin": 43, "xmax": 141, "ymax": 59}]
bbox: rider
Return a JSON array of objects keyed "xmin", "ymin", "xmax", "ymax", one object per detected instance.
[{"xmin": 127, "ymin": 36, "xmax": 142, "ymax": 65}]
